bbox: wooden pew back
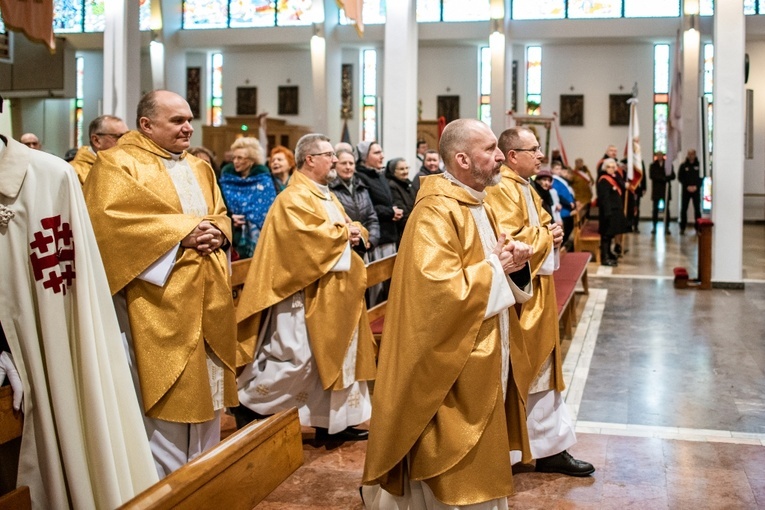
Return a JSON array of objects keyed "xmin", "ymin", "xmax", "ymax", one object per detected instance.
[
  {"xmin": 119, "ymin": 408, "xmax": 303, "ymax": 510},
  {"xmin": 0, "ymin": 386, "xmax": 30, "ymax": 510},
  {"xmin": 366, "ymin": 254, "xmax": 397, "ymax": 338}
]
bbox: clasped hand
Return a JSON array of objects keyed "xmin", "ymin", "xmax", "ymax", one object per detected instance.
[
  {"xmin": 181, "ymin": 220, "xmax": 226, "ymax": 256},
  {"xmin": 492, "ymin": 233, "xmax": 533, "ymax": 274},
  {"xmin": 547, "ymin": 222, "xmax": 564, "ymax": 248},
  {"xmin": 346, "ymin": 217, "xmax": 361, "ymax": 247}
]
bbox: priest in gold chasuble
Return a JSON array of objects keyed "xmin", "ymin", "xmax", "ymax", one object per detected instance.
[
  {"xmin": 83, "ymin": 91, "xmax": 238, "ymax": 478},
  {"xmin": 363, "ymin": 119, "xmax": 535, "ymax": 509},
  {"xmin": 485, "ymin": 126, "xmax": 594, "ymax": 477},
  {"xmin": 236, "ymin": 133, "xmax": 376, "ymax": 438}
]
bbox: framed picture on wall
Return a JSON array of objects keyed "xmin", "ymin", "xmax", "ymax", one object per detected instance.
[
  {"xmin": 278, "ymin": 86, "xmax": 299, "ymax": 115},
  {"xmin": 609, "ymin": 94, "xmax": 632, "ymax": 126},
  {"xmin": 559, "ymin": 94, "xmax": 584, "ymax": 126},
  {"xmin": 341, "ymin": 64, "xmax": 353, "ymax": 120},
  {"xmin": 236, "ymin": 87, "xmax": 258, "ymax": 115},
  {"xmin": 186, "ymin": 67, "xmax": 201, "ymax": 119},
  {"xmin": 437, "ymin": 95, "xmax": 460, "ymax": 124}
]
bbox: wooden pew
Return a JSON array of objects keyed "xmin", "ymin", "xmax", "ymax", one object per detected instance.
[
  {"xmin": 120, "ymin": 408, "xmax": 303, "ymax": 510},
  {"xmin": 231, "ymin": 257, "xmax": 252, "ymax": 306},
  {"xmin": 573, "ymin": 209, "xmax": 601, "ymax": 263},
  {"xmin": 0, "ymin": 386, "xmax": 30, "ymax": 510},
  {"xmin": 553, "ymin": 251, "xmax": 591, "ymax": 339},
  {"xmin": 366, "ymin": 254, "xmax": 397, "ymax": 342}
]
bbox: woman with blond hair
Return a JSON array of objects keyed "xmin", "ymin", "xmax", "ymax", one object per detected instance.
[{"xmin": 219, "ymin": 137, "xmax": 276, "ymax": 258}]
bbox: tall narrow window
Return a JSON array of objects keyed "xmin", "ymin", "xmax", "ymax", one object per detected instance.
[
  {"xmin": 362, "ymin": 49, "xmax": 378, "ymax": 141},
  {"xmin": 75, "ymin": 56, "xmax": 84, "ymax": 148},
  {"xmin": 210, "ymin": 53, "xmax": 223, "ymax": 126},
  {"xmin": 703, "ymin": 43, "xmax": 714, "ymax": 154},
  {"xmin": 479, "ymin": 46, "xmax": 491, "ymax": 124},
  {"xmin": 526, "ymin": 46, "xmax": 542, "ymax": 115},
  {"xmin": 699, "ymin": 0, "xmax": 713, "ymax": 15},
  {"xmin": 653, "ymin": 44, "xmax": 670, "ymax": 154}
]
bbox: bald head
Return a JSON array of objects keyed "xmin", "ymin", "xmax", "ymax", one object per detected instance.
[
  {"xmin": 136, "ymin": 90, "xmax": 194, "ymax": 153},
  {"xmin": 20, "ymin": 133, "xmax": 40, "ymax": 150},
  {"xmin": 439, "ymin": 119, "xmax": 504, "ymax": 191}
]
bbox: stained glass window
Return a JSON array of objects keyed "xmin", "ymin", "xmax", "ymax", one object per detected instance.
[
  {"xmin": 75, "ymin": 56, "xmax": 84, "ymax": 148},
  {"xmin": 340, "ymin": 0, "xmax": 386, "ymax": 25},
  {"xmin": 230, "ymin": 0, "xmax": 275, "ymax": 28},
  {"xmin": 443, "ymin": 0, "xmax": 490, "ymax": 21},
  {"xmin": 211, "ymin": 53, "xmax": 223, "ymax": 126},
  {"xmin": 512, "ymin": 0, "xmax": 564, "ymax": 20},
  {"xmin": 417, "ymin": 0, "xmax": 441, "ymax": 22},
  {"xmin": 184, "ymin": 0, "xmax": 228, "ymax": 29},
  {"xmin": 699, "ymin": 0, "xmax": 713, "ymax": 16},
  {"xmin": 362, "ymin": 49, "xmax": 378, "ymax": 141},
  {"xmin": 52, "ymin": 0, "xmax": 152, "ymax": 33},
  {"xmin": 526, "ymin": 46, "xmax": 542, "ymax": 115},
  {"xmin": 184, "ymin": 0, "xmax": 316, "ymax": 29},
  {"xmin": 0, "ymin": 13, "xmax": 5, "ymax": 33},
  {"xmin": 54, "ymin": 0, "xmax": 84, "ymax": 33},
  {"xmin": 624, "ymin": 0, "xmax": 678, "ymax": 18},
  {"xmin": 703, "ymin": 43, "xmax": 713, "ymax": 154},
  {"xmin": 654, "ymin": 43, "xmax": 669, "ymax": 94},
  {"xmin": 568, "ymin": 0, "xmax": 621, "ymax": 19},
  {"xmin": 653, "ymin": 44, "xmax": 670, "ymax": 154},
  {"xmin": 744, "ymin": 0, "xmax": 756, "ymax": 15},
  {"xmin": 653, "ymin": 103, "xmax": 668, "ymax": 154},
  {"xmin": 479, "ymin": 46, "xmax": 491, "ymax": 125}
]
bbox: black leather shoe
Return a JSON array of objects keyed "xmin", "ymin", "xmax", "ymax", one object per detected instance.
[
  {"xmin": 535, "ymin": 450, "xmax": 595, "ymax": 477},
  {"xmin": 601, "ymin": 258, "xmax": 618, "ymax": 267},
  {"xmin": 315, "ymin": 426, "xmax": 369, "ymax": 441}
]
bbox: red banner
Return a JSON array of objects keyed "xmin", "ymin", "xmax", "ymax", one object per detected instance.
[{"xmin": 0, "ymin": 0, "xmax": 55, "ymax": 52}]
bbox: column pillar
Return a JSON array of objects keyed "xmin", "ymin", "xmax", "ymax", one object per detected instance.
[
  {"xmin": 103, "ymin": 0, "xmax": 141, "ymax": 127},
  {"xmin": 489, "ymin": 0, "xmax": 510, "ymax": 136},
  {"xmin": 711, "ymin": 0, "xmax": 745, "ymax": 285},
  {"xmin": 681, "ymin": 18, "xmax": 700, "ymax": 154},
  {"xmin": 382, "ymin": 0, "xmax": 418, "ymax": 164},
  {"xmin": 156, "ymin": 0, "xmax": 186, "ymax": 95}
]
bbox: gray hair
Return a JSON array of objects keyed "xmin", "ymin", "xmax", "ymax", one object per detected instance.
[{"xmin": 295, "ymin": 133, "xmax": 331, "ymax": 169}]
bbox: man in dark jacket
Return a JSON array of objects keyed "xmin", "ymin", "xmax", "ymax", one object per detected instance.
[
  {"xmin": 678, "ymin": 149, "xmax": 702, "ymax": 234},
  {"xmin": 597, "ymin": 158, "xmax": 630, "ymax": 266},
  {"xmin": 330, "ymin": 149, "xmax": 380, "ymax": 255},
  {"xmin": 412, "ymin": 150, "xmax": 443, "ymax": 194},
  {"xmin": 649, "ymin": 152, "xmax": 675, "ymax": 234}
]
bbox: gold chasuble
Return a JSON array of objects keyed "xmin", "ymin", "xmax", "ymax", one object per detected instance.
[
  {"xmin": 83, "ymin": 131, "xmax": 238, "ymax": 423},
  {"xmin": 485, "ymin": 166, "xmax": 565, "ymax": 416},
  {"xmin": 69, "ymin": 146, "xmax": 96, "ymax": 184},
  {"xmin": 236, "ymin": 170, "xmax": 376, "ymax": 390},
  {"xmin": 363, "ymin": 175, "xmax": 530, "ymax": 506}
]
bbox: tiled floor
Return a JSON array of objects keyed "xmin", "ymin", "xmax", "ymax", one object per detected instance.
[{"xmin": 251, "ymin": 220, "xmax": 765, "ymax": 509}]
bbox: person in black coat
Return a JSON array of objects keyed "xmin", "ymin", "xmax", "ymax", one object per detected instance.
[
  {"xmin": 330, "ymin": 149, "xmax": 380, "ymax": 256},
  {"xmin": 412, "ymin": 149, "xmax": 443, "ymax": 194},
  {"xmin": 355, "ymin": 141, "xmax": 403, "ymax": 259},
  {"xmin": 649, "ymin": 151, "xmax": 675, "ymax": 234},
  {"xmin": 385, "ymin": 157, "xmax": 417, "ymax": 246},
  {"xmin": 678, "ymin": 149, "xmax": 702, "ymax": 234},
  {"xmin": 597, "ymin": 158, "xmax": 630, "ymax": 266}
]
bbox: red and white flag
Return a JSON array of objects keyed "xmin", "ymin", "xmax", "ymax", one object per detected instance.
[
  {"xmin": 626, "ymin": 97, "xmax": 643, "ymax": 185},
  {"xmin": 666, "ymin": 31, "xmax": 683, "ymax": 176},
  {"xmin": 0, "ymin": 0, "xmax": 55, "ymax": 52},
  {"xmin": 336, "ymin": 0, "xmax": 364, "ymax": 36}
]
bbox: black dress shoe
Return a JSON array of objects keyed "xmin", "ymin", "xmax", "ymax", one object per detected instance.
[
  {"xmin": 314, "ymin": 426, "xmax": 369, "ymax": 441},
  {"xmin": 601, "ymin": 258, "xmax": 618, "ymax": 267},
  {"xmin": 535, "ymin": 450, "xmax": 595, "ymax": 477}
]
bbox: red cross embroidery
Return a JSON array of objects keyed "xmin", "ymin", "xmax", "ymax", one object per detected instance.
[{"xmin": 29, "ymin": 215, "xmax": 76, "ymax": 295}]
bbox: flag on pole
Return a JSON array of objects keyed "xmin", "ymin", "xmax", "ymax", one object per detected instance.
[
  {"xmin": 666, "ymin": 31, "xmax": 682, "ymax": 176},
  {"xmin": 552, "ymin": 112, "xmax": 570, "ymax": 168},
  {"xmin": 626, "ymin": 97, "xmax": 643, "ymax": 185},
  {"xmin": 336, "ymin": 0, "xmax": 364, "ymax": 36},
  {"xmin": 0, "ymin": 0, "xmax": 55, "ymax": 52},
  {"xmin": 341, "ymin": 119, "xmax": 352, "ymax": 145}
]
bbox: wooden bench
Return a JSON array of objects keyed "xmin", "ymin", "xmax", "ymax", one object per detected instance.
[
  {"xmin": 553, "ymin": 251, "xmax": 591, "ymax": 339},
  {"xmin": 573, "ymin": 218, "xmax": 601, "ymax": 263},
  {"xmin": 231, "ymin": 257, "xmax": 251, "ymax": 306},
  {"xmin": 0, "ymin": 386, "xmax": 30, "ymax": 510},
  {"xmin": 120, "ymin": 408, "xmax": 303, "ymax": 510},
  {"xmin": 366, "ymin": 254, "xmax": 397, "ymax": 342}
]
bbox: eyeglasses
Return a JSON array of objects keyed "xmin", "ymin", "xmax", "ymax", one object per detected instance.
[
  {"xmin": 511, "ymin": 146, "xmax": 542, "ymax": 153},
  {"xmin": 309, "ymin": 151, "xmax": 336, "ymax": 159},
  {"xmin": 97, "ymin": 132, "xmax": 126, "ymax": 140}
]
